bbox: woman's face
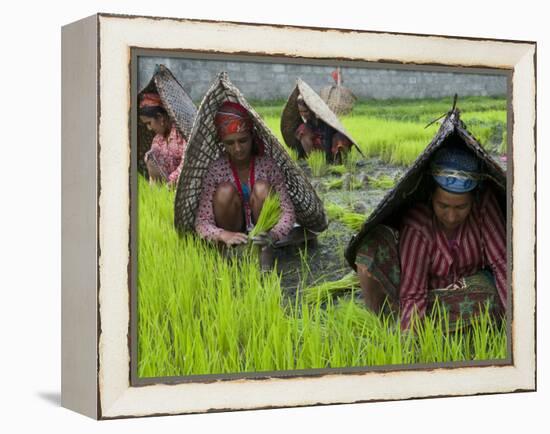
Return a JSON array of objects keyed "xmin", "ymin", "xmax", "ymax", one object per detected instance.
[
  {"xmin": 222, "ymin": 131, "xmax": 253, "ymax": 164},
  {"xmin": 432, "ymin": 186, "xmax": 473, "ymax": 234},
  {"xmin": 140, "ymin": 114, "xmax": 169, "ymax": 136}
]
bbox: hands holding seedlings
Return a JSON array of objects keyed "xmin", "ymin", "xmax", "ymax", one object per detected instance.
[
  {"xmin": 219, "ymin": 230, "xmax": 249, "ymax": 246},
  {"xmin": 250, "ymin": 231, "xmax": 273, "ymax": 247},
  {"xmin": 219, "ymin": 230, "xmax": 273, "ymax": 247},
  {"xmin": 145, "ymin": 155, "xmax": 167, "ymax": 184}
]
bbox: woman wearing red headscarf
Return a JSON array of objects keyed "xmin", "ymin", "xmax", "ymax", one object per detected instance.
[
  {"xmin": 139, "ymin": 92, "xmax": 187, "ymax": 186},
  {"xmin": 195, "ymin": 102, "xmax": 296, "ymax": 247}
]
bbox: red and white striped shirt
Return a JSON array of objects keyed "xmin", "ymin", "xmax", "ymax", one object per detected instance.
[{"xmin": 398, "ymin": 188, "xmax": 507, "ymax": 329}]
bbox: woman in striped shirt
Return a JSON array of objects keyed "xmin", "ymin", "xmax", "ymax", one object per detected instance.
[{"xmin": 356, "ymin": 146, "xmax": 506, "ymax": 330}]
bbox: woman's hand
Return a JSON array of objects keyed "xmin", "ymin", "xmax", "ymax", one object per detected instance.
[
  {"xmin": 250, "ymin": 231, "xmax": 273, "ymax": 247},
  {"xmin": 146, "ymin": 158, "xmax": 165, "ymax": 183},
  {"xmin": 219, "ymin": 230, "xmax": 249, "ymax": 246}
]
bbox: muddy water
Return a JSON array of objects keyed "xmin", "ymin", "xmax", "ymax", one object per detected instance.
[{"xmin": 275, "ymin": 157, "xmax": 406, "ymax": 296}]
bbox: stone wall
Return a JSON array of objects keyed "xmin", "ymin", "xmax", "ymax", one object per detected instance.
[{"xmin": 138, "ymin": 56, "xmax": 506, "ymax": 102}]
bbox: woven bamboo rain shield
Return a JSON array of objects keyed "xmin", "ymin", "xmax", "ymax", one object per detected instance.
[
  {"xmin": 281, "ymin": 78, "xmax": 360, "ymax": 155},
  {"xmin": 137, "ymin": 64, "xmax": 197, "ymax": 173},
  {"xmin": 320, "ymin": 68, "xmax": 357, "ymax": 115},
  {"xmin": 320, "ymin": 84, "xmax": 357, "ymax": 115},
  {"xmin": 344, "ymin": 108, "xmax": 506, "ymax": 269},
  {"xmin": 174, "ymin": 72, "xmax": 328, "ymax": 234}
]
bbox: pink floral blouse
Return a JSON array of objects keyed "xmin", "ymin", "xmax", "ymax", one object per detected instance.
[
  {"xmin": 144, "ymin": 124, "xmax": 187, "ymax": 186},
  {"xmin": 195, "ymin": 155, "xmax": 296, "ymax": 242}
]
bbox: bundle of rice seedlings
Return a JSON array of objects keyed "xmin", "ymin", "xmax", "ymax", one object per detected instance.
[
  {"xmin": 328, "ymin": 165, "xmax": 347, "ymax": 175},
  {"xmin": 351, "ymin": 179, "xmax": 364, "ymax": 190},
  {"xmin": 249, "ymin": 192, "xmax": 282, "ymax": 237},
  {"xmin": 370, "ymin": 175, "xmax": 396, "ymax": 189},
  {"xmin": 325, "ymin": 178, "xmax": 344, "ymax": 190},
  {"xmin": 303, "ymin": 272, "xmax": 361, "ymax": 304},
  {"xmin": 340, "ymin": 211, "xmax": 367, "ymax": 231},
  {"xmin": 308, "ymin": 150, "xmax": 328, "ymax": 177},
  {"xmin": 325, "ymin": 177, "xmax": 364, "ymax": 191},
  {"xmin": 324, "ymin": 202, "xmax": 347, "ymax": 221}
]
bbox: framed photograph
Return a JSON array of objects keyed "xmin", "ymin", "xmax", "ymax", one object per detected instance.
[{"xmin": 61, "ymin": 13, "xmax": 536, "ymax": 419}]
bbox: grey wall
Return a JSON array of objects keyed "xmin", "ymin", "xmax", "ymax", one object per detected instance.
[{"xmin": 138, "ymin": 56, "xmax": 507, "ymax": 102}]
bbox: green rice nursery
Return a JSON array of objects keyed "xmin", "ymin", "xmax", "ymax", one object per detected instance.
[{"xmin": 138, "ymin": 96, "xmax": 508, "ymax": 378}]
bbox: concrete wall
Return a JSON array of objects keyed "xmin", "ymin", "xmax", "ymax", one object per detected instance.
[{"xmin": 138, "ymin": 56, "xmax": 507, "ymax": 102}]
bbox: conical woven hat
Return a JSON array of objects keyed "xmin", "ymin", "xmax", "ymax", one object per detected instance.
[
  {"xmin": 174, "ymin": 72, "xmax": 328, "ymax": 234},
  {"xmin": 139, "ymin": 64, "xmax": 197, "ymax": 139},
  {"xmin": 344, "ymin": 107, "xmax": 506, "ymax": 270},
  {"xmin": 320, "ymin": 84, "xmax": 357, "ymax": 115},
  {"xmin": 138, "ymin": 65, "xmax": 197, "ymax": 173},
  {"xmin": 281, "ymin": 78, "xmax": 359, "ymax": 154}
]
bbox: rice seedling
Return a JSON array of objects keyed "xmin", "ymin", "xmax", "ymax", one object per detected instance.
[
  {"xmin": 325, "ymin": 178, "xmax": 344, "ymax": 190},
  {"xmin": 347, "ymin": 96, "xmax": 506, "ymax": 124},
  {"xmin": 323, "ymin": 201, "xmax": 367, "ymax": 230},
  {"xmin": 302, "ymin": 272, "xmax": 361, "ymax": 304},
  {"xmin": 308, "ymin": 150, "xmax": 328, "ymax": 177},
  {"xmin": 287, "ymin": 147, "xmax": 300, "ymax": 162},
  {"xmin": 341, "ymin": 117, "xmax": 433, "ymax": 166},
  {"xmin": 324, "ymin": 202, "xmax": 347, "ymax": 221},
  {"xmin": 461, "ymin": 110, "xmax": 507, "ymax": 125},
  {"xmin": 325, "ymin": 176, "xmax": 363, "ymax": 191},
  {"xmin": 253, "ymin": 96, "xmax": 507, "ymax": 166},
  {"xmin": 344, "ymin": 147, "xmax": 362, "ymax": 174},
  {"xmin": 249, "ymin": 192, "xmax": 282, "ymax": 237},
  {"xmin": 369, "ymin": 175, "xmax": 396, "ymax": 189},
  {"xmin": 138, "ymin": 94, "xmax": 508, "ymax": 377},
  {"xmin": 339, "ymin": 211, "xmax": 367, "ymax": 231},
  {"xmin": 329, "ymin": 165, "xmax": 347, "ymax": 175}
]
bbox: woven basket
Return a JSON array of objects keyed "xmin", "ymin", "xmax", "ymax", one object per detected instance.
[
  {"xmin": 280, "ymin": 78, "xmax": 360, "ymax": 156},
  {"xmin": 319, "ymin": 84, "xmax": 357, "ymax": 115},
  {"xmin": 174, "ymin": 72, "xmax": 328, "ymax": 234},
  {"xmin": 344, "ymin": 108, "xmax": 507, "ymax": 270},
  {"xmin": 137, "ymin": 64, "xmax": 197, "ymax": 174}
]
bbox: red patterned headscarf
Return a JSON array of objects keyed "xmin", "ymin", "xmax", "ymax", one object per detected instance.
[
  {"xmin": 214, "ymin": 102, "xmax": 253, "ymax": 140},
  {"xmin": 139, "ymin": 92, "xmax": 163, "ymax": 109}
]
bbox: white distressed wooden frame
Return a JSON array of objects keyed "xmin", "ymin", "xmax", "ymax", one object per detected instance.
[{"xmin": 61, "ymin": 13, "xmax": 536, "ymax": 419}]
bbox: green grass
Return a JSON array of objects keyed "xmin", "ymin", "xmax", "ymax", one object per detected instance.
[
  {"xmin": 138, "ymin": 94, "xmax": 508, "ymax": 377},
  {"xmin": 255, "ymin": 96, "xmax": 507, "ymax": 166},
  {"xmin": 345, "ymin": 96, "xmax": 506, "ymax": 123},
  {"xmin": 307, "ymin": 150, "xmax": 329, "ymax": 177},
  {"xmin": 138, "ymin": 177, "xmax": 506, "ymax": 377}
]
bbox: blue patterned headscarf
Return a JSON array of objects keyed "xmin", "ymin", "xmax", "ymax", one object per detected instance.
[{"xmin": 431, "ymin": 146, "xmax": 482, "ymax": 193}]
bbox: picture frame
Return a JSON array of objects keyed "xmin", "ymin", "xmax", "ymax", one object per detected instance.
[{"xmin": 61, "ymin": 13, "xmax": 536, "ymax": 419}]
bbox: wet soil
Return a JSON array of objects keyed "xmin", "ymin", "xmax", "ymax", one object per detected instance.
[{"xmin": 275, "ymin": 157, "xmax": 406, "ymax": 296}]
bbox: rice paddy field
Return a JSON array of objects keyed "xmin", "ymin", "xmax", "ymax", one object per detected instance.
[{"xmin": 137, "ymin": 96, "xmax": 508, "ymax": 378}]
